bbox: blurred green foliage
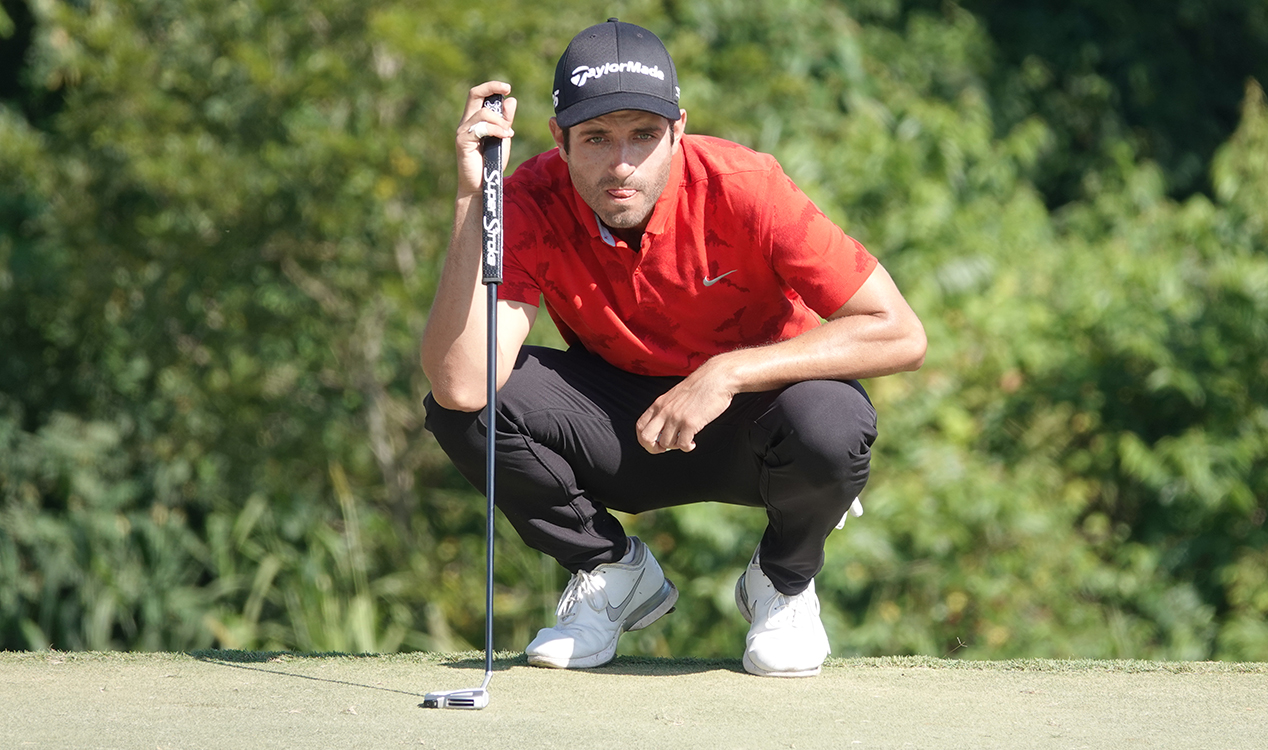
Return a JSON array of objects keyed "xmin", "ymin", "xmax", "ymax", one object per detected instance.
[{"xmin": 1, "ymin": 0, "xmax": 1265, "ymax": 662}]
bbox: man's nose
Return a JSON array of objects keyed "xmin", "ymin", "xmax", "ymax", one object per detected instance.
[{"xmin": 610, "ymin": 142, "xmax": 638, "ymax": 177}]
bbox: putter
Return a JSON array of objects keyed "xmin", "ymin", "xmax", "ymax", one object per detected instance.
[{"xmin": 423, "ymin": 94, "xmax": 504, "ymax": 711}]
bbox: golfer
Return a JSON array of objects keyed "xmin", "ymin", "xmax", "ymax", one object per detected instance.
[{"xmin": 422, "ymin": 19, "xmax": 926, "ymax": 677}]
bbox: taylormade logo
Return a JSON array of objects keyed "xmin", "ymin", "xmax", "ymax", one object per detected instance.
[{"xmin": 570, "ymin": 60, "xmax": 665, "ymax": 88}]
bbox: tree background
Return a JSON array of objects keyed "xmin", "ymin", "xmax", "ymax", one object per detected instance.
[{"xmin": 2, "ymin": 0, "xmax": 1266, "ymax": 660}]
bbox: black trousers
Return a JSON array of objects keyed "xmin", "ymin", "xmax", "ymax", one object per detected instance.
[{"xmin": 423, "ymin": 346, "xmax": 877, "ymax": 595}]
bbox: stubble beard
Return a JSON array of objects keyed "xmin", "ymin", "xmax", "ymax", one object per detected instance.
[{"xmin": 582, "ymin": 163, "xmax": 672, "ymax": 232}]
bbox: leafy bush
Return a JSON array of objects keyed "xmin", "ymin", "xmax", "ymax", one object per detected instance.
[{"xmin": 2, "ymin": 0, "xmax": 1265, "ymax": 660}]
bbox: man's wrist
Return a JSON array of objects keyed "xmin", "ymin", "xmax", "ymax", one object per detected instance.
[
  {"xmin": 455, "ymin": 188, "xmax": 482, "ymax": 205},
  {"xmin": 697, "ymin": 350, "xmax": 745, "ymax": 396}
]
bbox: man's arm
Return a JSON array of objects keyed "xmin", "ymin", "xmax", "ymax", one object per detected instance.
[
  {"xmin": 421, "ymin": 81, "xmax": 537, "ymax": 412},
  {"xmin": 635, "ymin": 262, "xmax": 926, "ymax": 452}
]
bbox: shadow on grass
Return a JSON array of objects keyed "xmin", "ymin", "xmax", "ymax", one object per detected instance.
[
  {"xmin": 435, "ymin": 653, "xmax": 746, "ymax": 676},
  {"xmin": 189, "ymin": 650, "xmax": 434, "ymax": 698},
  {"xmin": 597, "ymin": 655, "xmax": 746, "ymax": 676},
  {"xmin": 189, "ymin": 650, "xmax": 746, "ymax": 688}
]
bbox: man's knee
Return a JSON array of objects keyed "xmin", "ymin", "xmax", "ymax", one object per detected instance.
[
  {"xmin": 764, "ymin": 380, "xmax": 877, "ymax": 485},
  {"xmin": 423, "ymin": 392, "xmax": 485, "ymax": 464},
  {"xmin": 423, "ymin": 346, "xmax": 572, "ymax": 468}
]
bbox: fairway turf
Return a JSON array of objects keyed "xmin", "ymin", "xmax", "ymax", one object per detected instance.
[{"xmin": 2, "ymin": 651, "xmax": 1265, "ymax": 749}]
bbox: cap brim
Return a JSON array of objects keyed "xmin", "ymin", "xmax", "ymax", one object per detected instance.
[{"xmin": 555, "ymin": 92, "xmax": 680, "ymax": 128}]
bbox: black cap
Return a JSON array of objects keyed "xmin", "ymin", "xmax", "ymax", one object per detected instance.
[{"xmin": 552, "ymin": 19, "xmax": 680, "ymax": 128}]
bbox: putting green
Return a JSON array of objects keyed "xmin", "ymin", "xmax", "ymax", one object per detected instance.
[{"xmin": 2, "ymin": 651, "xmax": 1264, "ymax": 749}]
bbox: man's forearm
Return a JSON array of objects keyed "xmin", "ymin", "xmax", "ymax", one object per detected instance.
[
  {"xmin": 702, "ymin": 309, "xmax": 927, "ymax": 396},
  {"xmin": 421, "ymin": 194, "xmax": 490, "ymax": 408},
  {"xmin": 705, "ymin": 263, "xmax": 928, "ymax": 394}
]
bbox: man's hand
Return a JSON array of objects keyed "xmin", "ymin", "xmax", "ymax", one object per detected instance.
[
  {"xmin": 455, "ymin": 81, "xmax": 517, "ymax": 196},
  {"xmin": 635, "ymin": 360, "xmax": 736, "ymax": 454}
]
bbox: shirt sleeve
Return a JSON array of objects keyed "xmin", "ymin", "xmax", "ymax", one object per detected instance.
[
  {"xmin": 763, "ymin": 165, "xmax": 877, "ymax": 318},
  {"xmin": 497, "ymin": 188, "xmax": 544, "ymax": 307}
]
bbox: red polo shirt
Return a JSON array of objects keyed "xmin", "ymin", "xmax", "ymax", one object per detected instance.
[{"xmin": 499, "ymin": 135, "xmax": 877, "ymax": 377}]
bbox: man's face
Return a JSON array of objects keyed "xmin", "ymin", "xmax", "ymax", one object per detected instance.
[{"xmin": 551, "ymin": 109, "xmax": 686, "ymax": 236}]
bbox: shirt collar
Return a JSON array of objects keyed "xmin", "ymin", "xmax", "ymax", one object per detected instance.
[{"xmin": 595, "ymin": 217, "xmax": 617, "ymax": 246}]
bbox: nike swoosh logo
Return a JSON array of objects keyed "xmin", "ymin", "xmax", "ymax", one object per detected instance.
[
  {"xmin": 606, "ymin": 570, "xmax": 646, "ymax": 622},
  {"xmin": 703, "ymin": 270, "xmax": 738, "ymax": 287}
]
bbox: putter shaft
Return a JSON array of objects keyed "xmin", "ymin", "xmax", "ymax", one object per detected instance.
[{"xmin": 423, "ymin": 93, "xmax": 502, "ymax": 712}]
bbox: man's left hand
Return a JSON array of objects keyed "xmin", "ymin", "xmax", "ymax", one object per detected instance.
[{"xmin": 635, "ymin": 362, "xmax": 735, "ymax": 454}]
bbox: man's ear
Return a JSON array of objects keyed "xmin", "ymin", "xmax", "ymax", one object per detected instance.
[
  {"xmin": 548, "ymin": 117, "xmax": 569, "ymax": 162},
  {"xmin": 671, "ymin": 110, "xmax": 687, "ymax": 150}
]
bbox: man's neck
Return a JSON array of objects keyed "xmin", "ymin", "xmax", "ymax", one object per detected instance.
[{"xmin": 608, "ymin": 224, "xmax": 642, "ymax": 250}]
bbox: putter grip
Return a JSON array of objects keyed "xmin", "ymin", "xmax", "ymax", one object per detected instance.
[{"xmin": 480, "ymin": 95, "xmax": 503, "ymax": 284}]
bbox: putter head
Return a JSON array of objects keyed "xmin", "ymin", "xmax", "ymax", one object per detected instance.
[{"xmin": 421, "ymin": 687, "xmax": 490, "ymax": 710}]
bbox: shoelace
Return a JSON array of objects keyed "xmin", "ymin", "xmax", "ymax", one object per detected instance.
[
  {"xmin": 765, "ymin": 589, "xmax": 819, "ymax": 629},
  {"xmin": 556, "ymin": 570, "xmax": 606, "ymax": 624}
]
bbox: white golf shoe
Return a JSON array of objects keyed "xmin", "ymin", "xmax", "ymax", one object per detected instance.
[
  {"xmin": 526, "ymin": 537, "xmax": 678, "ymax": 669},
  {"xmin": 735, "ymin": 550, "xmax": 830, "ymax": 677}
]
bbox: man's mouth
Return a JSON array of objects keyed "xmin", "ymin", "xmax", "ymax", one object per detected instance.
[{"xmin": 607, "ymin": 187, "xmax": 637, "ymax": 201}]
